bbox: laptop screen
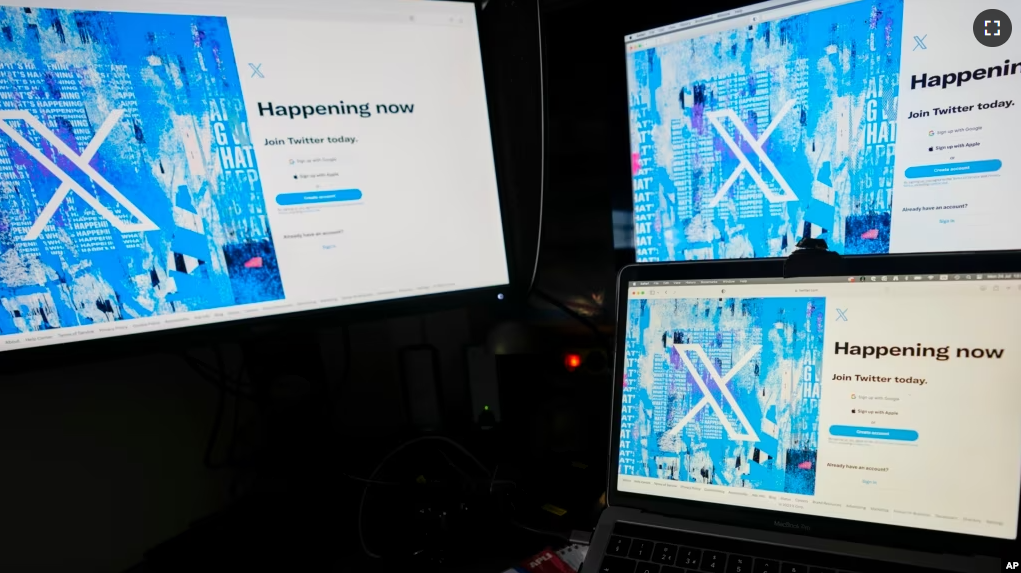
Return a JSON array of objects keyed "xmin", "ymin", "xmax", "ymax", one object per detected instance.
[{"xmin": 617, "ymin": 272, "xmax": 1021, "ymax": 539}]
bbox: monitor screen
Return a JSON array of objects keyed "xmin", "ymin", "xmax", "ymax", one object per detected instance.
[
  {"xmin": 625, "ymin": 0, "xmax": 1017, "ymax": 261},
  {"xmin": 0, "ymin": 0, "xmax": 509, "ymax": 351},
  {"xmin": 617, "ymin": 272, "xmax": 1021, "ymax": 539}
]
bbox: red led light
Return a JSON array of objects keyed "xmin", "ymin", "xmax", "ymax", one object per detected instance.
[{"xmin": 564, "ymin": 353, "xmax": 583, "ymax": 371}]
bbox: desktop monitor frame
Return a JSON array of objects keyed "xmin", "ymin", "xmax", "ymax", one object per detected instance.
[
  {"xmin": 0, "ymin": 0, "xmax": 521, "ymax": 370},
  {"xmin": 614, "ymin": 0, "xmax": 1017, "ymax": 264}
]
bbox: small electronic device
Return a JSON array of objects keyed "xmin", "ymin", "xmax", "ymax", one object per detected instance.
[
  {"xmin": 0, "ymin": 0, "xmax": 510, "ymax": 358},
  {"xmin": 624, "ymin": 0, "xmax": 1019, "ymax": 261},
  {"xmin": 588, "ymin": 250, "xmax": 1021, "ymax": 572}
]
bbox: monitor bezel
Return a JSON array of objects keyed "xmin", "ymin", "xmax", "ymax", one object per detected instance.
[
  {"xmin": 0, "ymin": 0, "xmax": 519, "ymax": 367},
  {"xmin": 607, "ymin": 251, "xmax": 1021, "ymax": 557}
]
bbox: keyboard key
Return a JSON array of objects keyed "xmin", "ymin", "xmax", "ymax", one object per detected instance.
[
  {"xmin": 677, "ymin": 547, "xmax": 701, "ymax": 568},
  {"xmin": 629, "ymin": 539, "xmax": 655, "ymax": 561},
  {"xmin": 727, "ymin": 555, "xmax": 753, "ymax": 573},
  {"xmin": 636, "ymin": 563, "xmax": 661, "ymax": 573},
  {"xmin": 599, "ymin": 556, "xmax": 638, "ymax": 573},
  {"xmin": 608, "ymin": 536, "xmax": 633, "ymax": 557},
  {"xmin": 781, "ymin": 564, "xmax": 808, "ymax": 573},
  {"xmin": 700, "ymin": 550, "xmax": 726, "ymax": 571},
  {"xmin": 663, "ymin": 568, "xmax": 687, "ymax": 573},
  {"xmin": 753, "ymin": 559, "xmax": 779, "ymax": 573},
  {"xmin": 653, "ymin": 543, "xmax": 678, "ymax": 565}
]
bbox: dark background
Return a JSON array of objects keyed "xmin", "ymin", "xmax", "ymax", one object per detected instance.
[{"xmin": 2, "ymin": 0, "xmax": 1012, "ymax": 571}]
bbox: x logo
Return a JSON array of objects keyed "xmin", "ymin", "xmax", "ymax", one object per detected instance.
[
  {"xmin": 912, "ymin": 34, "xmax": 928, "ymax": 50},
  {"xmin": 0, "ymin": 110, "xmax": 159, "ymax": 240},
  {"xmin": 836, "ymin": 308, "xmax": 848, "ymax": 321},
  {"xmin": 666, "ymin": 344, "xmax": 761, "ymax": 442},
  {"xmin": 706, "ymin": 100, "xmax": 799, "ymax": 208},
  {"xmin": 249, "ymin": 63, "xmax": 264, "ymax": 78}
]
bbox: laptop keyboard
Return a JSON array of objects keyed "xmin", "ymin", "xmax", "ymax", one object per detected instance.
[{"xmin": 595, "ymin": 523, "xmax": 947, "ymax": 573}]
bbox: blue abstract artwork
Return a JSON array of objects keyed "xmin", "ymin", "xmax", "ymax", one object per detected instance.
[
  {"xmin": 0, "ymin": 7, "xmax": 282, "ymax": 335},
  {"xmin": 628, "ymin": 0, "xmax": 903, "ymax": 261},
  {"xmin": 620, "ymin": 297, "xmax": 825, "ymax": 495}
]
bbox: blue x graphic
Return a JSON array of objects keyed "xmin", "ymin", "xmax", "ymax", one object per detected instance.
[
  {"xmin": 249, "ymin": 63, "xmax": 264, "ymax": 78},
  {"xmin": 913, "ymin": 34, "xmax": 927, "ymax": 50},
  {"xmin": 836, "ymin": 308, "xmax": 849, "ymax": 321}
]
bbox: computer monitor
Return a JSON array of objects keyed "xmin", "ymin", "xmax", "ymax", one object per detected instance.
[
  {"xmin": 612, "ymin": 253, "xmax": 1021, "ymax": 553},
  {"xmin": 0, "ymin": 0, "xmax": 510, "ymax": 354},
  {"xmin": 625, "ymin": 0, "xmax": 1017, "ymax": 262}
]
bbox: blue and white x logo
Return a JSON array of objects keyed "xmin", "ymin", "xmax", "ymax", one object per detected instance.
[
  {"xmin": 666, "ymin": 344, "xmax": 761, "ymax": 442},
  {"xmin": 836, "ymin": 308, "xmax": 849, "ymax": 321},
  {"xmin": 0, "ymin": 110, "xmax": 159, "ymax": 240},
  {"xmin": 913, "ymin": 34, "xmax": 928, "ymax": 50},
  {"xmin": 249, "ymin": 63, "xmax": 264, "ymax": 78},
  {"xmin": 706, "ymin": 100, "xmax": 799, "ymax": 208}
]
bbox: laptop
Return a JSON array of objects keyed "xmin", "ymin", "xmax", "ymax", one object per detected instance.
[{"xmin": 586, "ymin": 252, "xmax": 1021, "ymax": 573}]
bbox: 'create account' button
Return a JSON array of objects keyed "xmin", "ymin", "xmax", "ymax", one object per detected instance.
[
  {"xmin": 904, "ymin": 159, "xmax": 1001, "ymax": 179},
  {"xmin": 830, "ymin": 425, "xmax": 918, "ymax": 441},
  {"xmin": 276, "ymin": 189, "xmax": 362, "ymax": 206}
]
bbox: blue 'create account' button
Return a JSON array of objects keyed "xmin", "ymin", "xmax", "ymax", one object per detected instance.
[
  {"xmin": 904, "ymin": 159, "xmax": 1001, "ymax": 179},
  {"xmin": 829, "ymin": 425, "xmax": 918, "ymax": 441},
  {"xmin": 276, "ymin": 189, "xmax": 362, "ymax": 206}
]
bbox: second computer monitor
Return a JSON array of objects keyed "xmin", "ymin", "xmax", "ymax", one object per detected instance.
[{"xmin": 625, "ymin": 0, "xmax": 1016, "ymax": 261}]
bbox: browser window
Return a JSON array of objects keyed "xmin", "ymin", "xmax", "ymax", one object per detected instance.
[
  {"xmin": 625, "ymin": 0, "xmax": 1019, "ymax": 261},
  {"xmin": 617, "ymin": 274, "xmax": 1021, "ymax": 539},
  {"xmin": 0, "ymin": 0, "xmax": 508, "ymax": 350}
]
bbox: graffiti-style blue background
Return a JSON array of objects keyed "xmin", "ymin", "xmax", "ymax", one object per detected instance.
[
  {"xmin": 619, "ymin": 297, "xmax": 825, "ymax": 495},
  {"xmin": 628, "ymin": 0, "xmax": 903, "ymax": 261},
  {"xmin": 0, "ymin": 7, "xmax": 282, "ymax": 334}
]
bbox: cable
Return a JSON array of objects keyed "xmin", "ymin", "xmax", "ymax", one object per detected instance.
[
  {"xmin": 521, "ymin": 2, "xmax": 610, "ymax": 350},
  {"xmin": 490, "ymin": 464, "xmax": 500, "ymax": 494},
  {"xmin": 438, "ymin": 448, "xmax": 476, "ymax": 485},
  {"xmin": 487, "ymin": 465, "xmax": 520, "ymax": 493},
  {"xmin": 527, "ymin": 0, "xmax": 547, "ymax": 292},
  {"xmin": 344, "ymin": 473, "xmax": 425, "ymax": 487},
  {"xmin": 183, "ymin": 352, "xmax": 221, "ymax": 380},
  {"xmin": 569, "ymin": 530, "xmax": 593, "ymax": 546},
  {"xmin": 357, "ymin": 435, "xmax": 493, "ymax": 559},
  {"xmin": 194, "ymin": 346, "xmax": 252, "ymax": 470},
  {"xmin": 182, "ymin": 351, "xmax": 253, "ymax": 400},
  {"xmin": 509, "ymin": 520, "xmax": 572, "ymax": 543},
  {"xmin": 203, "ymin": 348, "xmax": 229, "ymax": 470},
  {"xmin": 532, "ymin": 288, "xmax": 611, "ymax": 350}
]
